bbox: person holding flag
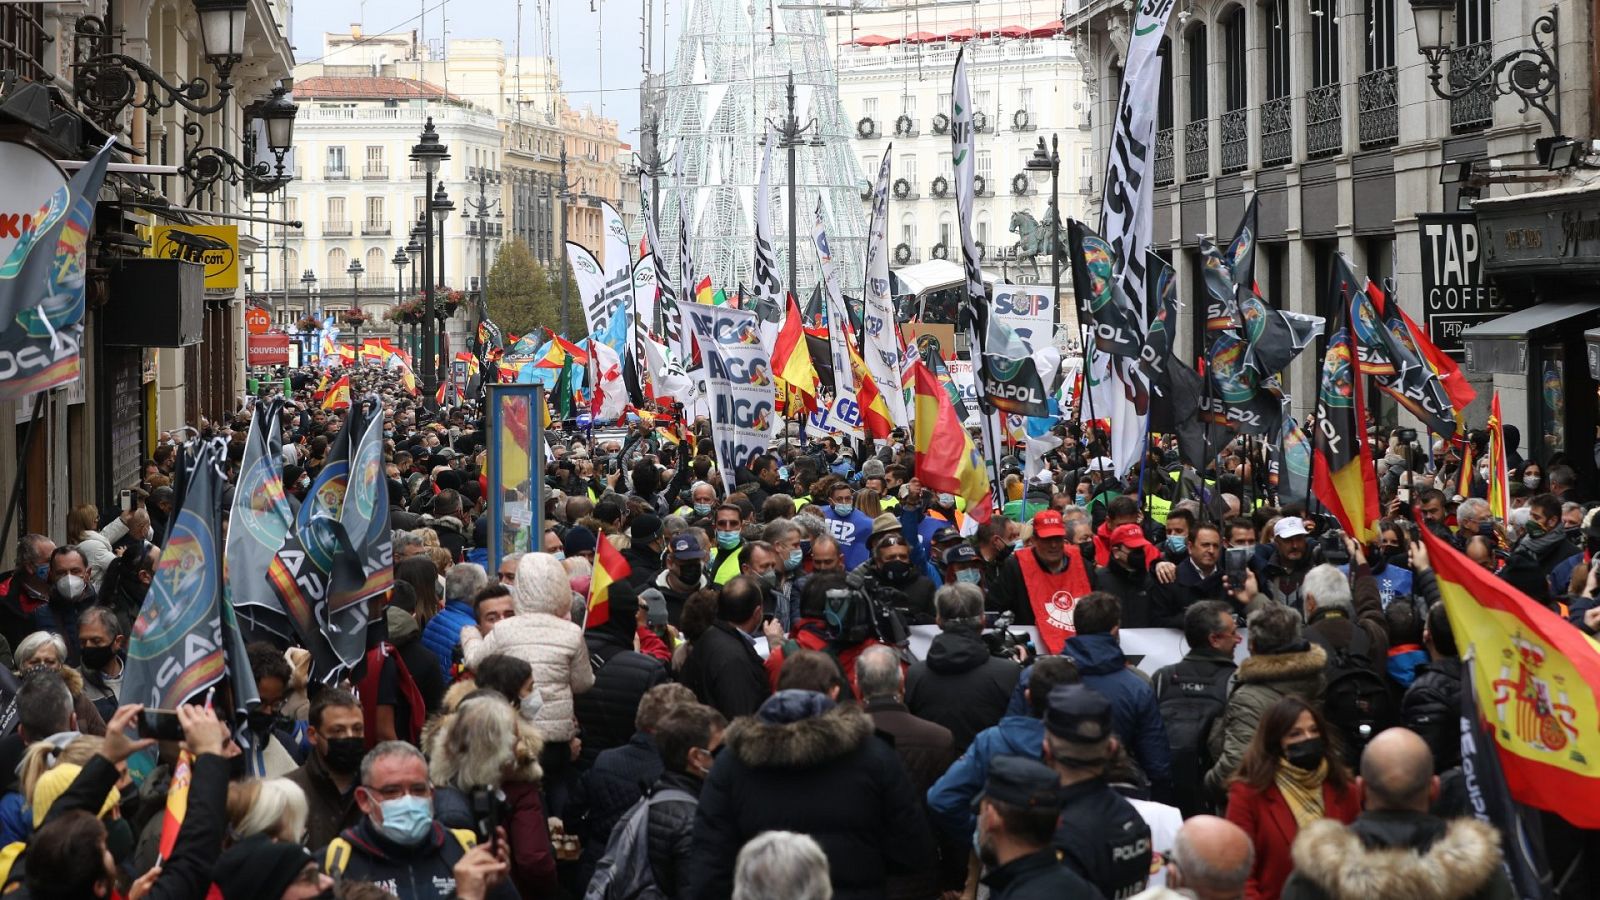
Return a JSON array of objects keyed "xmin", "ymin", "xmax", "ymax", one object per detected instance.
[{"xmin": 575, "ymin": 574, "xmax": 667, "ymax": 765}]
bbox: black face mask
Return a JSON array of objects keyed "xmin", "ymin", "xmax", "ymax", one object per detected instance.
[
  {"xmin": 677, "ymin": 562, "xmax": 703, "ymax": 583},
  {"xmin": 227, "ymin": 751, "xmax": 249, "ymax": 780},
  {"xmin": 80, "ymin": 645, "xmax": 117, "ymax": 671},
  {"xmin": 247, "ymin": 709, "xmax": 283, "ymax": 737},
  {"xmin": 323, "ymin": 737, "xmax": 367, "ymax": 775},
  {"xmin": 1284, "ymin": 737, "xmax": 1325, "ymax": 771},
  {"xmin": 879, "ymin": 560, "xmax": 913, "ymax": 584}
]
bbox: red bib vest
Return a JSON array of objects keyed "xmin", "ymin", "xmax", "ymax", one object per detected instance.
[{"xmin": 1017, "ymin": 546, "xmax": 1092, "ymax": 654}]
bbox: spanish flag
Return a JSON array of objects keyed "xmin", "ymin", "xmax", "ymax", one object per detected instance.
[
  {"xmin": 846, "ymin": 337, "xmax": 893, "ymax": 440},
  {"xmin": 1419, "ymin": 524, "xmax": 1600, "ymax": 827},
  {"xmin": 911, "ymin": 360, "xmax": 992, "ymax": 523},
  {"xmin": 1487, "ymin": 392, "xmax": 1510, "ymax": 521},
  {"xmin": 1456, "ymin": 437, "xmax": 1475, "ymax": 500},
  {"xmin": 322, "ymin": 374, "xmax": 351, "ymax": 411},
  {"xmin": 360, "ymin": 341, "xmax": 386, "ymax": 365},
  {"xmin": 157, "ymin": 749, "xmax": 193, "ymax": 859},
  {"xmin": 695, "ymin": 276, "xmax": 714, "ymax": 305},
  {"xmin": 587, "ymin": 537, "xmax": 631, "ymax": 629},
  {"xmin": 1311, "ymin": 327, "xmax": 1380, "ymax": 541},
  {"xmin": 771, "ymin": 293, "xmax": 818, "ymax": 413}
]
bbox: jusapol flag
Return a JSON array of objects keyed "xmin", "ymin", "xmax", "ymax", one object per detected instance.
[{"xmin": 1311, "ymin": 327, "xmax": 1381, "ymax": 542}]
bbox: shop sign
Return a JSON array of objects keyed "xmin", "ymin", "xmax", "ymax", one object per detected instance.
[
  {"xmin": 245, "ymin": 305, "xmax": 270, "ymax": 335},
  {"xmin": 1418, "ymin": 212, "xmax": 1521, "ymax": 359},
  {"xmin": 247, "ymin": 333, "xmax": 289, "ymax": 366},
  {"xmin": 151, "ymin": 225, "xmax": 239, "ymax": 290},
  {"xmin": 0, "ymin": 143, "xmax": 68, "ymax": 263}
]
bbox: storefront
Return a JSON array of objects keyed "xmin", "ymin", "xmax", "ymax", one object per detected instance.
[{"xmin": 1462, "ymin": 184, "xmax": 1600, "ymax": 490}]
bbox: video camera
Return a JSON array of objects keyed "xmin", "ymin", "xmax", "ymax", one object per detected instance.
[
  {"xmin": 981, "ymin": 610, "xmax": 1034, "ymax": 662},
  {"xmin": 1311, "ymin": 526, "xmax": 1350, "ymax": 567},
  {"xmin": 822, "ymin": 572, "xmax": 910, "ymax": 648}
]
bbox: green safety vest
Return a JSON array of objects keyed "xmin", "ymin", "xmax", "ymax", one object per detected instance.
[{"xmin": 711, "ymin": 544, "xmax": 745, "ymax": 585}]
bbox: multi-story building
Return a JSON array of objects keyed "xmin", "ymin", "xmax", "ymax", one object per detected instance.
[
  {"xmin": 1067, "ymin": 0, "xmax": 1598, "ymax": 487},
  {"xmin": 561, "ymin": 103, "xmax": 629, "ymax": 270},
  {"xmin": 827, "ymin": 0, "xmax": 1095, "ymax": 288},
  {"xmin": 503, "ymin": 112, "xmax": 565, "ymax": 269}
]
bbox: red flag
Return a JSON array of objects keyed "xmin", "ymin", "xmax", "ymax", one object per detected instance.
[
  {"xmin": 771, "ymin": 293, "xmax": 818, "ymax": 413},
  {"xmin": 586, "ymin": 538, "xmax": 630, "ymax": 629}
]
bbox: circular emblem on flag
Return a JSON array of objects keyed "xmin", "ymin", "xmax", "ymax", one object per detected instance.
[{"xmin": 1045, "ymin": 591, "xmax": 1076, "ymax": 631}]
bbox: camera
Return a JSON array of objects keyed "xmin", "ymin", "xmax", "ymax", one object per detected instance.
[
  {"xmin": 469, "ymin": 787, "xmax": 509, "ymax": 845},
  {"xmin": 1312, "ymin": 528, "xmax": 1350, "ymax": 566},
  {"xmin": 981, "ymin": 610, "xmax": 1034, "ymax": 661},
  {"xmin": 1393, "ymin": 427, "xmax": 1418, "ymax": 444}
]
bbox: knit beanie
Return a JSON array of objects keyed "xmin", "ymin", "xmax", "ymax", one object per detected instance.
[{"xmin": 210, "ymin": 835, "xmax": 313, "ymax": 900}]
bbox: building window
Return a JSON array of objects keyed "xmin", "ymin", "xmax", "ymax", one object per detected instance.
[
  {"xmin": 326, "ymin": 146, "xmax": 347, "ymax": 177},
  {"xmin": 900, "ymin": 154, "xmax": 917, "ymax": 188},
  {"xmin": 1266, "ymin": 0, "xmax": 1290, "ymax": 100},
  {"xmin": 1262, "ymin": 0, "xmax": 1293, "ymax": 166},
  {"xmin": 1451, "ymin": 0, "xmax": 1492, "ymax": 130},
  {"xmin": 863, "ymin": 97, "xmax": 879, "ymax": 119},
  {"xmin": 365, "ymin": 197, "xmax": 384, "ymax": 227},
  {"xmin": 1360, "ymin": 0, "xmax": 1400, "ymax": 147},
  {"xmin": 1019, "ymin": 87, "xmax": 1034, "ymax": 116},
  {"xmin": 1184, "ymin": 25, "xmax": 1210, "ymax": 181},
  {"xmin": 976, "ymin": 150, "xmax": 992, "ymax": 181},
  {"xmin": 327, "ymin": 196, "xmax": 345, "ymax": 221},
  {"xmin": 0, "ymin": 3, "xmax": 49, "ymax": 83},
  {"xmin": 366, "ymin": 247, "xmax": 386, "ymax": 281},
  {"xmin": 328, "ymin": 248, "xmax": 348, "ymax": 283},
  {"xmin": 1221, "ymin": 7, "xmax": 1248, "ymax": 174},
  {"xmin": 901, "ymin": 94, "xmax": 916, "ymax": 117},
  {"xmin": 1307, "ymin": 0, "xmax": 1344, "ymax": 157},
  {"xmin": 1310, "ymin": 0, "xmax": 1339, "ymax": 89}
]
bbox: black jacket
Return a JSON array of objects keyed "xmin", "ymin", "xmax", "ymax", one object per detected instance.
[
  {"xmin": 1401, "ymin": 656, "xmax": 1464, "ymax": 772},
  {"xmin": 645, "ymin": 770, "xmax": 702, "ymax": 899},
  {"xmin": 905, "ymin": 626, "xmax": 1021, "ymax": 752},
  {"xmin": 575, "ymin": 630, "xmax": 668, "ymax": 765},
  {"xmin": 325, "ymin": 818, "xmax": 517, "ymax": 900},
  {"xmin": 1095, "ymin": 561, "xmax": 1158, "ymax": 628},
  {"xmin": 680, "ymin": 620, "xmax": 770, "ymax": 719},
  {"xmin": 982, "ymin": 848, "xmax": 1106, "ymax": 900},
  {"xmin": 623, "ymin": 546, "xmax": 664, "ymax": 590},
  {"xmin": 578, "ymin": 732, "xmax": 664, "ymax": 878},
  {"xmin": 1053, "ymin": 776, "xmax": 1152, "ymax": 900},
  {"xmin": 1150, "ymin": 558, "xmax": 1226, "ymax": 629},
  {"xmin": 286, "ymin": 749, "xmax": 361, "ymax": 852},
  {"xmin": 688, "ymin": 701, "xmax": 935, "ymax": 900}
]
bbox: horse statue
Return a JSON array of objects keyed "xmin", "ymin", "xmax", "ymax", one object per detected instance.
[{"xmin": 1009, "ymin": 205, "xmax": 1070, "ymax": 278}]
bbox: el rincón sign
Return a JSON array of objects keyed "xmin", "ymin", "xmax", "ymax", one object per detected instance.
[{"xmin": 152, "ymin": 225, "xmax": 239, "ymax": 290}]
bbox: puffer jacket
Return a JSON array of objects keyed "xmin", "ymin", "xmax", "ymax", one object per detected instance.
[
  {"xmin": 905, "ymin": 625, "xmax": 1021, "ymax": 752},
  {"xmin": 645, "ymin": 770, "xmax": 702, "ymax": 899},
  {"xmin": 1061, "ymin": 633, "xmax": 1172, "ymax": 797},
  {"xmin": 419, "ymin": 599, "xmax": 475, "ymax": 681},
  {"xmin": 74, "ymin": 518, "xmax": 129, "ymax": 590},
  {"xmin": 461, "ymin": 553, "xmax": 594, "ymax": 741},
  {"xmin": 1401, "ymin": 656, "xmax": 1463, "ymax": 772},
  {"xmin": 421, "ymin": 514, "xmax": 471, "ymax": 562},
  {"xmin": 1204, "ymin": 643, "xmax": 1327, "ymax": 794},
  {"xmin": 577, "ymin": 732, "xmax": 663, "ymax": 879},
  {"xmin": 575, "ymin": 629, "xmax": 668, "ymax": 765},
  {"xmin": 688, "ymin": 693, "xmax": 935, "ymax": 900},
  {"xmin": 1283, "ymin": 812, "xmax": 1513, "ymax": 900}
]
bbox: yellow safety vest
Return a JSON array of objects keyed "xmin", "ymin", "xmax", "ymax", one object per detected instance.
[{"xmin": 711, "ymin": 544, "xmax": 745, "ymax": 585}]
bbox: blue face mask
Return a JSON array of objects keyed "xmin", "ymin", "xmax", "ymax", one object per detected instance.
[
  {"xmin": 716, "ymin": 529, "xmax": 742, "ymax": 550},
  {"xmin": 551, "ymin": 550, "xmax": 566, "ymax": 562},
  {"xmin": 956, "ymin": 568, "xmax": 983, "ymax": 585},
  {"xmin": 1012, "ymin": 540, "xmax": 1026, "ymax": 551},
  {"xmin": 832, "ymin": 502, "xmax": 853, "ymax": 518},
  {"xmin": 778, "ymin": 466, "xmax": 790, "ymax": 481},
  {"xmin": 693, "ymin": 502, "xmax": 713, "ymax": 517},
  {"xmin": 785, "ymin": 548, "xmax": 804, "ymax": 571},
  {"xmin": 373, "ymin": 794, "xmax": 434, "ymax": 845},
  {"xmin": 32, "ymin": 565, "xmax": 47, "ymax": 582},
  {"xmin": 1164, "ymin": 535, "xmax": 1188, "ymax": 553}
]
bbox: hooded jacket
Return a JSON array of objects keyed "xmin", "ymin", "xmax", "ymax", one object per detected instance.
[
  {"xmin": 420, "ymin": 513, "xmax": 470, "ymax": 562},
  {"xmin": 905, "ymin": 625, "xmax": 1021, "ymax": 752},
  {"xmin": 1282, "ymin": 812, "xmax": 1513, "ymax": 900},
  {"xmin": 1063, "ymin": 633, "xmax": 1172, "ymax": 796},
  {"xmin": 1204, "ymin": 643, "xmax": 1327, "ymax": 794},
  {"xmin": 461, "ymin": 553, "xmax": 594, "ymax": 742},
  {"xmin": 386, "ymin": 607, "xmax": 445, "ymax": 716},
  {"xmin": 688, "ymin": 692, "xmax": 934, "ymax": 900},
  {"xmin": 575, "ymin": 625, "xmax": 668, "ymax": 765},
  {"xmin": 1401, "ymin": 657, "xmax": 1464, "ymax": 772}
]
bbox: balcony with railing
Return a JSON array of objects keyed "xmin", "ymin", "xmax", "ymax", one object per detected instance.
[
  {"xmin": 1154, "ymin": 128, "xmax": 1175, "ymax": 186},
  {"xmin": 1306, "ymin": 85, "xmax": 1343, "ymax": 158},
  {"xmin": 363, "ymin": 165, "xmax": 389, "ymax": 180},
  {"xmin": 1184, "ymin": 120, "xmax": 1210, "ymax": 182},
  {"xmin": 323, "ymin": 220, "xmax": 352, "ymax": 236},
  {"xmin": 1260, "ymin": 97, "xmax": 1293, "ymax": 167},
  {"xmin": 0, "ymin": 3, "xmax": 49, "ymax": 83},
  {"xmin": 1449, "ymin": 41, "xmax": 1493, "ymax": 131},
  {"xmin": 361, "ymin": 220, "xmax": 390, "ymax": 236},
  {"xmin": 325, "ymin": 167, "xmax": 351, "ymax": 181},
  {"xmin": 1358, "ymin": 67, "xmax": 1400, "ymax": 148},
  {"xmin": 1220, "ymin": 109, "xmax": 1249, "ymax": 175}
]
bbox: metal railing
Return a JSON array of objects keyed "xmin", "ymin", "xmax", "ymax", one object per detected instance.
[
  {"xmin": 1261, "ymin": 97, "xmax": 1293, "ymax": 167},
  {"xmin": 1220, "ymin": 109, "xmax": 1249, "ymax": 174},
  {"xmin": 0, "ymin": 3, "xmax": 49, "ymax": 84},
  {"xmin": 1155, "ymin": 127, "xmax": 1175, "ymax": 186},
  {"xmin": 325, "ymin": 168, "xmax": 351, "ymax": 181},
  {"xmin": 1358, "ymin": 67, "xmax": 1400, "ymax": 148},
  {"xmin": 361, "ymin": 220, "xmax": 390, "ymax": 235},
  {"xmin": 323, "ymin": 221, "xmax": 352, "ymax": 236},
  {"xmin": 1449, "ymin": 41, "xmax": 1493, "ymax": 131},
  {"xmin": 1184, "ymin": 119, "xmax": 1210, "ymax": 181},
  {"xmin": 1306, "ymin": 84, "xmax": 1343, "ymax": 158},
  {"xmin": 363, "ymin": 165, "xmax": 389, "ymax": 180}
]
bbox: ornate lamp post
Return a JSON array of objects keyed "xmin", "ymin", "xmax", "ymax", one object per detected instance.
[
  {"xmin": 346, "ymin": 258, "xmax": 365, "ymax": 348},
  {"xmin": 1407, "ymin": 0, "xmax": 1561, "ymax": 134},
  {"xmin": 763, "ymin": 73, "xmax": 825, "ymax": 308},
  {"xmin": 463, "ymin": 168, "xmax": 503, "ymax": 322},
  {"xmin": 410, "ymin": 118, "xmax": 450, "ymax": 394}
]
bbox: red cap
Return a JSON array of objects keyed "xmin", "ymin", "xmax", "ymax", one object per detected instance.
[
  {"xmin": 1110, "ymin": 523, "xmax": 1149, "ymax": 549},
  {"xmin": 1032, "ymin": 509, "xmax": 1066, "ymax": 539}
]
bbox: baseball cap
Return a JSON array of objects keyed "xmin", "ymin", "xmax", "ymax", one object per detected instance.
[
  {"xmin": 942, "ymin": 543, "xmax": 980, "ymax": 566},
  {"xmin": 1273, "ymin": 516, "xmax": 1309, "ymax": 540},
  {"xmin": 973, "ymin": 755, "xmax": 1063, "ymax": 813},
  {"xmin": 669, "ymin": 533, "xmax": 707, "ymax": 560},
  {"xmin": 1044, "ymin": 685, "xmax": 1114, "ymax": 759},
  {"xmin": 1109, "ymin": 523, "xmax": 1149, "ymax": 549},
  {"xmin": 931, "ymin": 525, "xmax": 962, "ymax": 546},
  {"xmin": 1032, "ymin": 509, "xmax": 1066, "ymax": 540},
  {"xmin": 630, "ymin": 513, "xmax": 663, "ymax": 545}
]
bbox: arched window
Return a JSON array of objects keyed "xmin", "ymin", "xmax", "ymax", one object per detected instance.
[
  {"xmin": 1306, "ymin": 0, "xmax": 1343, "ymax": 158},
  {"xmin": 366, "ymin": 247, "xmax": 387, "ymax": 293},
  {"xmin": 327, "ymin": 248, "xmax": 347, "ymax": 287},
  {"xmin": 1360, "ymin": 0, "xmax": 1399, "ymax": 147},
  {"xmin": 1451, "ymin": 0, "xmax": 1492, "ymax": 130},
  {"xmin": 1184, "ymin": 24, "xmax": 1209, "ymax": 181},
  {"xmin": 1220, "ymin": 7, "xmax": 1248, "ymax": 173}
]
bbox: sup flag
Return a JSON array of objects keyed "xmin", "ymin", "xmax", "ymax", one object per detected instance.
[
  {"xmin": 1420, "ymin": 523, "xmax": 1600, "ymax": 831},
  {"xmin": 1340, "ymin": 258, "xmax": 1456, "ymax": 437},
  {"xmin": 1459, "ymin": 660, "xmax": 1557, "ymax": 900},
  {"xmin": 1311, "ymin": 328, "xmax": 1381, "ymax": 542},
  {"xmin": 123, "ymin": 438, "xmax": 259, "ymax": 719}
]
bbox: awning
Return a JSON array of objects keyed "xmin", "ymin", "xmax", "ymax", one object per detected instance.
[
  {"xmin": 945, "ymin": 28, "xmax": 978, "ymax": 41},
  {"xmin": 847, "ymin": 33, "xmax": 894, "ymax": 46},
  {"xmin": 903, "ymin": 31, "xmax": 940, "ymax": 44},
  {"xmin": 1028, "ymin": 20, "xmax": 1065, "ymax": 37},
  {"xmin": 1461, "ymin": 301, "xmax": 1600, "ymax": 375}
]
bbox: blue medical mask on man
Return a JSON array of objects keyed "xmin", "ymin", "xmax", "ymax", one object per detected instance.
[
  {"xmin": 832, "ymin": 501, "xmax": 853, "ymax": 518},
  {"xmin": 372, "ymin": 794, "xmax": 434, "ymax": 845},
  {"xmin": 716, "ymin": 529, "xmax": 742, "ymax": 550},
  {"xmin": 1164, "ymin": 535, "xmax": 1187, "ymax": 553}
]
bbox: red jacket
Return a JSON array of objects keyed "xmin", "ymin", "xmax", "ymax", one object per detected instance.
[{"xmin": 1225, "ymin": 777, "xmax": 1361, "ymax": 900}]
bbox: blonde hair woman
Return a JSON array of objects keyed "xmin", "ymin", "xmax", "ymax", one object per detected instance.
[{"xmin": 226, "ymin": 777, "xmax": 309, "ymax": 843}]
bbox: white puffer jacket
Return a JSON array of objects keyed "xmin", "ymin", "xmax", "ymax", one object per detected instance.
[{"xmin": 461, "ymin": 552, "xmax": 594, "ymax": 741}]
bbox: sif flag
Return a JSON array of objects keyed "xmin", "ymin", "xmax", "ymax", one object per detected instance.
[
  {"xmin": 1420, "ymin": 524, "xmax": 1600, "ymax": 828},
  {"xmin": 911, "ymin": 360, "xmax": 991, "ymax": 523},
  {"xmin": 587, "ymin": 537, "xmax": 630, "ymax": 629}
]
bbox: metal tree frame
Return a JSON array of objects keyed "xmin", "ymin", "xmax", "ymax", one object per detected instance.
[{"xmin": 1419, "ymin": 13, "xmax": 1561, "ymax": 135}]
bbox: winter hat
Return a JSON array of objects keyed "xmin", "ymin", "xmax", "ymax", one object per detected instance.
[
  {"xmin": 564, "ymin": 525, "xmax": 598, "ymax": 557},
  {"xmin": 434, "ymin": 469, "xmax": 464, "ymax": 492},
  {"xmin": 31, "ymin": 764, "xmax": 120, "ymax": 827},
  {"xmin": 210, "ymin": 835, "xmax": 314, "ymax": 900},
  {"xmin": 756, "ymin": 689, "xmax": 836, "ymax": 725},
  {"xmin": 513, "ymin": 552, "xmax": 574, "ymax": 616}
]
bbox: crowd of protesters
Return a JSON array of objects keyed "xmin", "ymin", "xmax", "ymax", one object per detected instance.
[{"xmin": 0, "ymin": 363, "xmax": 1593, "ymax": 900}]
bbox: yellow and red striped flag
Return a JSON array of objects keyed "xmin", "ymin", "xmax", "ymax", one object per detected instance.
[
  {"xmin": 771, "ymin": 293, "xmax": 818, "ymax": 414},
  {"xmin": 586, "ymin": 537, "xmax": 631, "ymax": 629},
  {"xmin": 1487, "ymin": 392, "xmax": 1510, "ymax": 520},
  {"xmin": 845, "ymin": 337, "xmax": 893, "ymax": 440},
  {"xmin": 1418, "ymin": 524, "xmax": 1600, "ymax": 827},
  {"xmin": 911, "ymin": 359, "xmax": 991, "ymax": 523},
  {"xmin": 1456, "ymin": 437, "xmax": 1475, "ymax": 500},
  {"xmin": 322, "ymin": 374, "xmax": 351, "ymax": 411},
  {"xmin": 157, "ymin": 749, "xmax": 193, "ymax": 860}
]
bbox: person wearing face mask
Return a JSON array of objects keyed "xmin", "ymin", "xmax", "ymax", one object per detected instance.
[
  {"xmin": 1095, "ymin": 524, "xmax": 1159, "ymax": 628},
  {"xmin": 673, "ymin": 481, "xmax": 719, "ymax": 523},
  {"xmin": 654, "ymin": 534, "xmax": 709, "ymax": 627},
  {"xmin": 0, "ymin": 533, "xmax": 58, "ymax": 660},
  {"xmin": 286, "ymin": 689, "xmax": 368, "ymax": 850},
  {"xmin": 634, "ymin": 702, "xmax": 726, "ymax": 899},
  {"xmin": 972, "ymin": 755, "xmax": 1100, "ymax": 900},
  {"xmin": 820, "ymin": 481, "xmax": 875, "ymax": 571},
  {"xmin": 758, "ymin": 520, "xmax": 805, "ymax": 630},
  {"xmin": 45, "ymin": 547, "xmax": 94, "ymax": 667},
  {"xmin": 1224, "ymin": 697, "xmax": 1360, "ymax": 900},
  {"xmin": 865, "ymin": 530, "xmax": 936, "ymax": 625},
  {"xmin": 323, "ymin": 741, "xmax": 517, "ymax": 900},
  {"xmin": 242, "ymin": 644, "xmax": 308, "ymax": 779},
  {"xmin": 707, "ymin": 504, "xmax": 750, "ymax": 585},
  {"xmin": 74, "ymin": 608, "xmax": 125, "ymax": 724}
]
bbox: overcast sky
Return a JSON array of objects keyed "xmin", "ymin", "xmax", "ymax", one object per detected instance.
[{"xmin": 290, "ymin": 0, "xmax": 687, "ymax": 138}]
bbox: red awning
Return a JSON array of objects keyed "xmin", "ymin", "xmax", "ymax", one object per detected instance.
[
  {"xmin": 1027, "ymin": 20, "xmax": 1065, "ymax": 37},
  {"xmin": 944, "ymin": 28, "xmax": 978, "ymax": 41},
  {"xmin": 997, "ymin": 24, "xmax": 1028, "ymax": 38},
  {"xmin": 903, "ymin": 30, "xmax": 940, "ymax": 43},
  {"xmin": 848, "ymin": 33, "xmax": 895, "ymax": 46}
]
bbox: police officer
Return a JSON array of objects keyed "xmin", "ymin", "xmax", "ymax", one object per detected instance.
[
  {"xmin": 975, "ymin": 756, "xmax": 1104, "ymax": 900},
  {"xmin": 1042, "ymin": 685, "xmax": 1152, "ymax": 899}
]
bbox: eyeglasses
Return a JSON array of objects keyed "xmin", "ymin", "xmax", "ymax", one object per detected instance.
[{"xmin": 365, "ymin": 782, "xmax": 433, "ymax": 801}]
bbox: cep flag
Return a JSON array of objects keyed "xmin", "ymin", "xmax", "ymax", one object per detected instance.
[
  {"xmin": 1420, "ymin": 523, "xmax": 1600, "ymax": 831},
  {"xmin": 1311, "ymin": 327, "xmax": 1381, "ymax": 542}
]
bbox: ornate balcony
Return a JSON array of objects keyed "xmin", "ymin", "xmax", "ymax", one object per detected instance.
[
  {"xmin": 323, "ymin": 220, "xmax": 352, "ymax": 237},
  {"xmin": 1184, "ymin": 120, "xmax": 1209, "ymax": 182},
  {"xmin": 1358, "ymin": 67, "xmax": 1399, "ymax": 149},
  {"xmin": 1306, "ymin": 85, "xmax": 1343, "ymax": 159},
  {"xmin": 1449, "ymin": 41, "xmax": 1493, "ymax": 132},
  {"xmin": 1154, "ymin": 128, "xmax": 1175, "ymax": 187},
  {"xmin": 1261, "ymin": 97, "xmax": 1293, "ymax": 167},
  {"xmin": 1220, "ymin": 109, "xmax": 1249, "ymax": 175}
]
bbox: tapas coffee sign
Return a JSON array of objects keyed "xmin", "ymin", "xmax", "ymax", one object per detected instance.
[{"xmin": 152, "ymin": 224, "xmax": 239, "ymax": 290}]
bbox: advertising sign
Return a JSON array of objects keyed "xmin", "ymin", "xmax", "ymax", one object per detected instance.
[
  {"xmin": 1418, "ymin": 212, "xmax": 1519, "ymax": 358},
  {"xmin": 152, "ymin": 224, "xmax": 239, "ymax": 290},
  {"xmin": 245, "ymin": 306, "xmax": 271, "ymax": 335},
  {"xmin": 247, "ymin": 333, "xmax": 289, "ymax": 366}
]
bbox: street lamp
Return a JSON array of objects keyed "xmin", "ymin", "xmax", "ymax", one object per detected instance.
[
  {"xmin": 632, "ymin": 114, "xmax": 675, "ymax": 237},
  {"xmin": 556, "ymin": 148, "xmax": 575, "ymax": 335},
  {"xmin": 298, "ymin": 269, "xmax": 318, "ymax": 363},
  {"xmin": 463, "ymin": 168, "xmax": 503, "ymax": 323},
  {"xmin": 410, "ymin": 117, "xmax": 450, "ymax": 394},
  {"xmin": 433, "ymin": 183, "xmax": 455, "ymax": 292},
  {"xmin": 1407, "ymin": 0, "xmax": 1561, "ymax": 135},
  {"xmin": 763, "ymin": 72, "xmax": 825, "ymax": 316},
  {"xmin": 392, "ymin": 246, "xmax": 409, "ymax": 305},
  {"xmin": 1025, "ymin": 134, "xmax": 1062, "ymax": 336},
  {"xmin": 346, "ymin": 259, "xmax": 365, "ymax": 349}
]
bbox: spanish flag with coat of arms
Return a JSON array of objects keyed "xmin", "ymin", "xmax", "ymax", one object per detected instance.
[
  {"xmin": 322, "ymin": 374, "xmax": 351, "ymax": 411},
  {"xmin": 1418, "ymin": 523, "xmax": 1600, "ymax": 827},
  {"xmin": 911, "ymin": 360, "xmax": 991, "ymax": 523}
]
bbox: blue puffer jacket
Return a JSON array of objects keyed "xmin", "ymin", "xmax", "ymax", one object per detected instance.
[
  {"xmin": 1004, "ymin": 634, "xmax": 1173, "ymax": 798},
  {"xmin": 926, "ymin": 715, "xmax": 1044, "ymax": 841},
  {"xmin": 420, "ymin": 600, "xmax": 476, "ymax": 681}
]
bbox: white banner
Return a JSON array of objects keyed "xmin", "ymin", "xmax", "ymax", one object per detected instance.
[
  {"xmin": 673, "ymin": 154, "xmax": 695, "ymax": 368},
  {"xmin": 862, "ymin": 145, "xmax": 909, "ymax": 428},
  {"xmin": 685, "ymin": 303, "xmax": 775, "ymax": 496},
  {"xmin": 812, "ymin": 198, "xmax": 857, "ymax": 405},
  {"xmin": 808, "ymin": 392, "xmax": 864, "ymax": 440},
  {"xmin": 752, "ymin": 125, "xmax": 784, "ymax": 353},
  {"xmin": 991, "ymin": 283, "xmax": 1058, "ymax": 351},
  {"xmin": 953, "ymin": 49, "xmax": 1005, "ymax": 483}
]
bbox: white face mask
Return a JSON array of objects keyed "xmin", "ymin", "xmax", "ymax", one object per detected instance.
[
  {"xmin": 53, "ymin": 574, "xmax": 85, "ymax": 600},
  {"xmin": 518, "ymin": 690, "xmax": 544, "ymax": 721}
]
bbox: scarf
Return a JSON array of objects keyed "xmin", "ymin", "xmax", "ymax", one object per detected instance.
[{"xmin": 1275, "ymin": 759, "xmax": 1329, "ymax": 829}]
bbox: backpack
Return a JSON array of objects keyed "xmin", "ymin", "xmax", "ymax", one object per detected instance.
[
  {"xmin": 1315, "ymin": 628, "xmax": 1399, "ymax": 764},
  {"xmin": 584, "ymin": 788, "xmax": 697, "ymax": 900},
  {"xmin": 1155, "ymin": 659, "xmax": 1233, "ymax": 817}
]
